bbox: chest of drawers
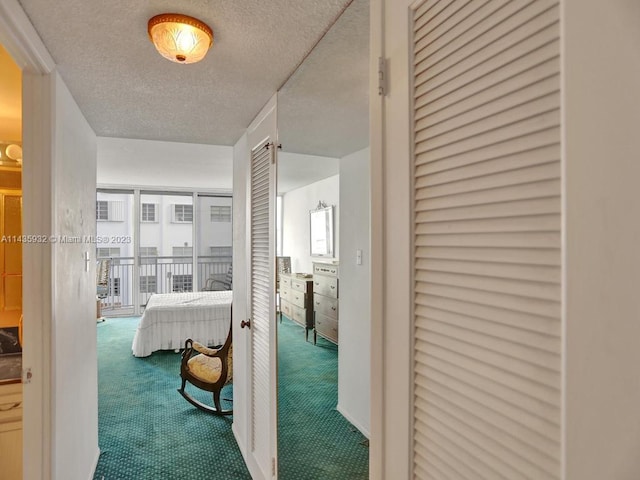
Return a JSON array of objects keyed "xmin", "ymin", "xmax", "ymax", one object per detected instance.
[
  {"xmin": 279, "ymin": 273, "xmax": 314, "ymax": 341},
  {"xmin": 313, "ymin": 262, "xmax": 339, "ymax": 344}
]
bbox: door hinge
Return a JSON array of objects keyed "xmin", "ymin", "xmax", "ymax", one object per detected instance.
[
  {"xmin": 265, "ymin": 142, "xmax": 281, "ymax": 163},
  {"xmin": 378, "ymin": 57, "xmax": 387, "ymax": 96},
  {"xmin": 272, "ymin": 457, "xmax": 276, "ymax": 476},
  {"xmin": 22, "ymin": 367, "xmax": 32, "ymax": 384}
]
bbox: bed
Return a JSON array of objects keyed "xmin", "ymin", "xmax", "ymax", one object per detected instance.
[{"xmin": 131, "ymin": 290, "xmax": 232, "ymax": 358}]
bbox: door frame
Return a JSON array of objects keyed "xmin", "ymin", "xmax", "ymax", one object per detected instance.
[
  {"xmin": 0, "ymin": 2, "xmax": 55, "ymax": 479},
  {"xmin": 369, "ymin": 0, "xmax": 414, "ymax": 478}
]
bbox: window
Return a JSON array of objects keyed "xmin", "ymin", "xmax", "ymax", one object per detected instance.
[
  {"xmin": 109, "ymin": 278, "xmax": 120, "ymax": 297},
  {"xmin": 210, "ymin": 205, "xmax": 231, "ymax": 222},
  {"xmin": 172, "ymin": 274, "xmax": 192, "ymax": 292},
  {"xmin": 172, "ymin": 204, "xmax": 193, "ymax": 223},
  {"xmin": 96, "ymin": 201, "xmax": 108, "ymax": 221},
  {"xmin": 172, "ymin": 246, "xmax": 193, "ymax": 257},
  {"xmin": 96, "ymin": 200, "xmax": 124, "ymax": 221},
  {"xmin": 140, "ymin": 275, "xmax": 157, "ymax": 293},
  {"xmin": 276, "ymin": 195, "xmax": 283, "ymax": 256},
  {"xmin": 97, "ymin": 247, "xmax": 120, "ymax": 259},
  {"xmin": 141, "ymin": 203, "xmax": 157, "ymax": 222},
  {"xmin": 210, "ymin": 246, "xmax": 232, "ymax": 258},
  {"xmin": 97, "ymin": 247, "xmax": 121, "ymax": 265},
  {"xmin": 139, "ymin": 247, "xmax": 158, "ymax": 265}
]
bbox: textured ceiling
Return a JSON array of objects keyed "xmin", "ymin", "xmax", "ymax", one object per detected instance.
[
  {"xmin": 17, "ymin": 0, "xmax": 356, "ymax": 146},
  {"xmin": 278, "ymin": 0, "xmax": 369, "ymax": 158}
]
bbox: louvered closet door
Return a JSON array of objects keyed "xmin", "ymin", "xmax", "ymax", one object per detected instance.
[
  {"xmin": 412, "ymin": 1, "xmax": 561, "ymax": 479},
  {"xmin": 250, "ymin": 142, "xmax": 276, "ymax": 478}
]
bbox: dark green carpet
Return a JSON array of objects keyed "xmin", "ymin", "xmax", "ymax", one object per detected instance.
[
  {"xmin": 94, "ymin": 317, "xmax": 248, "ymax": 480},
  {"xmin": 94, "ymin": 316, "xmax": 368, "ymax": 479},
  {"xmin": 277, "ymin": 317, "xmax": 369, "ymax": 479}
]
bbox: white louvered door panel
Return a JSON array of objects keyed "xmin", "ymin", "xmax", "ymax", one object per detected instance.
[
  {"xmin": 411, "ymin": 1, "xmax": 561, "ymax": 479},
  {"xmin": 250, "ymin": 142, "xmax": 276, "ymax": 477}
]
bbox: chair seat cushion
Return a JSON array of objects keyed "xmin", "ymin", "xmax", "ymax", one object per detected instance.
[
  {"xmin": 187, "ymin": 346, "xmax": 233, "ymax": 384},
  {"xmin": 188, "ymin": 354, "xmax": 223, "ymax": 383}
]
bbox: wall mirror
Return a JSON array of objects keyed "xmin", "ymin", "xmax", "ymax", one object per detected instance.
[
  {"xmin": 275, "ymin": 0, "xmax": 370, "ymax": 478},
  {"xmin": 310, "ymin": 205, "xmax": 334, "ymax": 257}
]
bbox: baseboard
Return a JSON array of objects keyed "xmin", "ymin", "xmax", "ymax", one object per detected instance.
[
  {"xmin": 231, "ymin": 423, "xmax": 245, "ymax": 458},
  {"xmin": 232, "ymin": 423, "xmax": 269, "ymax": 480},
  {"xmin": 88, "ymin": 447, "xmax": 101, "ymax": 480},
  {"xmin": 336, "ymin": 403, "xmax": 370, "ymax": 439}
]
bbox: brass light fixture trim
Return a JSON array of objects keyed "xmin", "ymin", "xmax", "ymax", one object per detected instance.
[{"xmin": 148, "ymin": 13, "xmax": 214, "ymax": 64}]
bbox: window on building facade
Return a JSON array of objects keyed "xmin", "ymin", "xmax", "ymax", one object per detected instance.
[
  {"xmin": 210, "ymin": 246, "xmax": 233, "ymax": 258},
  {"xmin": 140, "ymin": 275, "xmax": 157, "ymax": 293},
  {"xmin": 172, "ymin": 246, "xmax": 193, "ymax": 257},
  {"xmin": 210, "ymin": 205, "xmax": 231, "ymax": 222},
  {"xmin": 96, "ymin": 200, "xmax": 124, "ymax": 221},
  {"xmin": 141, "ymin": 203, "xmax": 157, "ymax": 222},
  {"xmin": 96, "ymin": 201, "xmax": 109, "ymax": 221},
  {"xmin": 109, "ymin": 277, "xmax": 120, "ymax": 297},
  {"xmin": 97, "ymin": 247, "xmax": 121, "ymax": 260},
  {"xmin": 139, "ymin": 246, "xmax": 158, "ymax": 265},
  {"xmin": 172, "ymin": 204, "xmax": 193, "ymax": 223},
  {"xmin": 172, "ymin": 274, "xmax": 192, "ymax": 292}
]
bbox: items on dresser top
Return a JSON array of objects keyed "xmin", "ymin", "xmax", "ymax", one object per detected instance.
[
  {"xmin": 313, "ymin": 261, "xmax": 339, "ymax": 345},
  {"xmin": 279, "ymin": 272, "xmax": 314, "ymax": 341}
]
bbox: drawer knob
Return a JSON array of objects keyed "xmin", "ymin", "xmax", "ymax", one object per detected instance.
[{"xmin": 331, "ymin": 306, "xmax": 336, "ymax": 311}]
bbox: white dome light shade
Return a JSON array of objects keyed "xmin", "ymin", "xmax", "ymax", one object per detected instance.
[
  {"xmin": 5, "ymin": 144, "xmax": 22, "ymax": 161},
  {"xmin": 148, "ymin": 14, "xmax": 213, "ymax": 64}
]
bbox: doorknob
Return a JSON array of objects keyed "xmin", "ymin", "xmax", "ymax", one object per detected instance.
[{"xmin": 241, "ymin": 319, "xmax": 251, "ymax": 329}]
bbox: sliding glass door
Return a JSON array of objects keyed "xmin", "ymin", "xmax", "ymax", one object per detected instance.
[
  {"xmin": 96, "ymin": 190, "xmax": 135, "ymax": 315},
  {"xmin": 139, "ymin": 192, "xmax": 194, "ymax": 309},
  {"xmin": 96, "ymin": 189, "xmax": 232, "ymax": 316},
  {"xmin": 197, "ymin": 194, "xmax": 233, "ymax": 291}
]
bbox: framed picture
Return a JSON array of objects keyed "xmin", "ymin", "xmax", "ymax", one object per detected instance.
[{"xmin": 309, "ymin": 205, "xmax": 334, "ymax": 257}]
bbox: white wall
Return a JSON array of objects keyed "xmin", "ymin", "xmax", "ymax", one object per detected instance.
[
  {"xmin": 277, "ymin": 151, "xmax": 339, "ymax": 193},
  {"xmin": 51, "ymin": 71, "xmax": 99, "ymax": 480},
  {"xmin": 281, "ymin": 175, "xmax": 339, "ymax": 273},
  {"xmin": 337, "ymin": 147, "xmax": 370, "ymax": 437},
  {"xmin": 564, "ymin": 2, "xmax": 640, "ymax": 478},
  {"xmin": 97, "ymin": 137, "xmax": 233, "ymax": 190}
]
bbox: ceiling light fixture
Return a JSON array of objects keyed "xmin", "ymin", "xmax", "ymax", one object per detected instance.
[
  {"xmin": 5, "ymin": 144, "xmax": 22, "ymax": 161},
  {"xmin": 148, "ymin": 13, "xmax": 213, "ymax": 64}
]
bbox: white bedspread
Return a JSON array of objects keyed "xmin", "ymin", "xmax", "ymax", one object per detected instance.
[{"xmin": 131, "ymin": 290, "xmax": 232, "ymax": 357}]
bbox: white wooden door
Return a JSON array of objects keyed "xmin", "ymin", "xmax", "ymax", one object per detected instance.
[
  {"xmin": 377, "ymin": 0, "xmax": 562, "ymax": 478},
  {"xmin": 234, "ymin": 95, "xmax": 278, "ymax": 480}
]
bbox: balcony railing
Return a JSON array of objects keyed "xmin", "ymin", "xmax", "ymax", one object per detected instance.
[{"xmin": 98, "ymin": 255, "xmax": 232, "ymax": 316}]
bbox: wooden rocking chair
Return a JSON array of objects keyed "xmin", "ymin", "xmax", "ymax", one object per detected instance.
[{"xmin": 177, "ymin": 320, "xmax": 233, "ymax": 415}]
